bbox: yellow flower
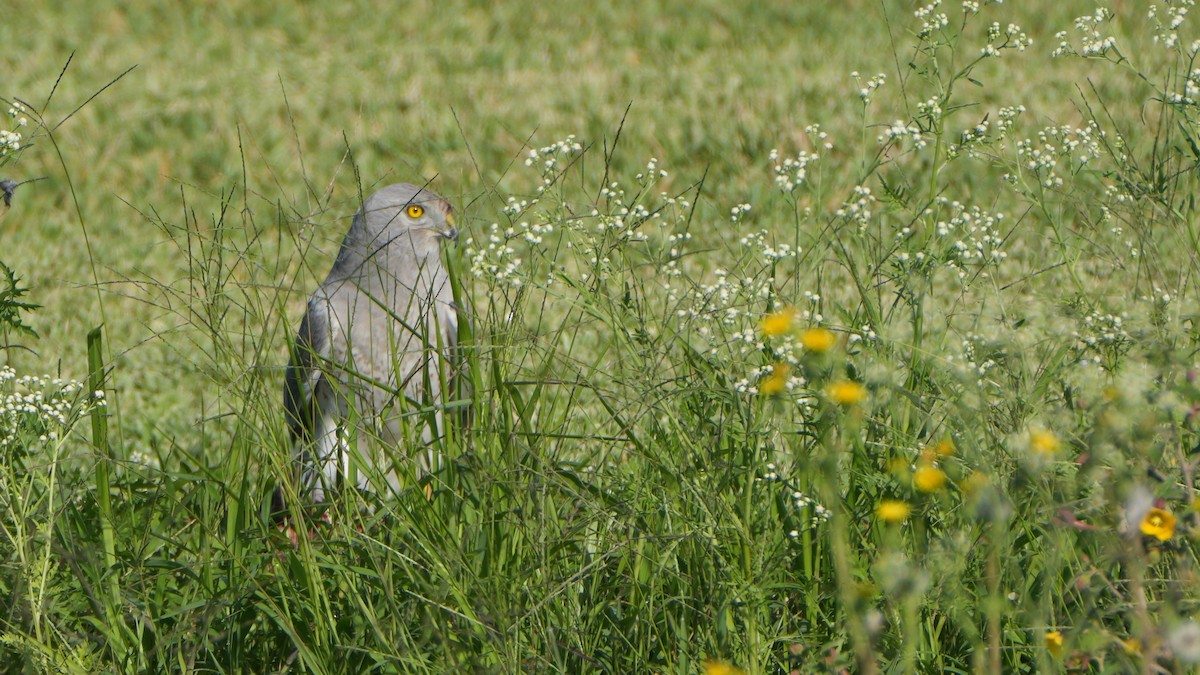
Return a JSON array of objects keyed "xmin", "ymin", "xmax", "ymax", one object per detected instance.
[
  {"xmin": 826, "ymin": 380, "xmax": 868, "ymax": 405},
  {"xmin": 877, "ymin": 499, "xmax": 911, "ymax": 523},
  {"xmin": 1029, "ymin": 428, "xmax": 1061, "ymax": 457},
  {"xmin": 759, "ymin": 363, "xmax": 791, "ymax": 396},
  {"xmin": 702, "ymin": 660, "xmax": 745, "ymax": 675},
  {"xmin": 799, "ymin": 327, "xmax": 837, "ymax": 353},
  {"xmin": 1140, "ymin": 507, "xmax": 1176, "ymax": 541},
  {"xmin": 1121, "ymin": 637, "xmax": 1141, "ymax": 655},
  {"xmin": 913, "ymin": 464, "xmax": 947, "ymax": 492},
  {"xmin": 930, "ymin": 438, "xmax": 955, "ymax": 457},
  {"xmin": 760, "ymin": 307, "xmax": 796, "ymax": 337},
  {"xmin": 1045, "ymin": 630, "xmax": 1064, "ymax": 656}
]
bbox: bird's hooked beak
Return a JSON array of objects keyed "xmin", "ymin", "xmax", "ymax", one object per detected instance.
[{"xmin": 441, "ymin": 202, "xmax": 459, "ymax": 243}]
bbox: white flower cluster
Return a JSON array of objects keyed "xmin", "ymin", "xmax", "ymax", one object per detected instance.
[
  {"xmin": 994, "ymin": 105, "xmax": 1025, "ymax": 136},
  {"xmin": 769, "ymin": 146, "xmax": 820, "ymax": 193},
  {"xmin": 915, "ymin": 0, "xmax": 950, "ymax": 39},
  {"xmin": 947, "ymin": 104, "xmax": 1025, "ymax": 159},
  {"xmin": 1075, "ymin": 310, "xmax": 1132, "ymax": 369},
  {"xmin": 729, "ymin": 202, "xmax": 752, "ymax": 222},
  {"xmin": 1014, "ymin": 121, "xmax": 1105, "ymax": 188},
  {"xmin": 1146, "ymin": 286, "xmax": 1173, "ymax": 306},
  {"xmin": 580, "ymin": 175, "xmax": 661, "ymax": 251},
  {"xmin": 880, "ymin": 119, "xmax": 927, "ymax": 149},
  {"xmin": 848, "ymin": 324, "xmax": 877, "ymax": 345},
  {"xmin": 962, "ymin": 0, "xmax": 1004, "ymax": 16},
  {"xmin": 1052, "ymin": 7, "xmax": 1117, "ymax": 57},
  {"xmin": 761, "ymin": 469, "xmax": 832, "ymax": 534},
  {"xmin": 591, "ymin": 211, "xmax": 651, "ymax": 243},
  {"xmin": 1102, "ymin": 184, "xmax": 1133, "ymax": 216},
  {"xmin": 916, "ymin": 96, "xmax": 943, "ymax": 119},
  {"xmin": 790, "ymin": 489, "xmax": 831, "ymax": 530},
  {"xmin": 128, "ymin": 449, "xmax": 161, "ymax": 469},
  {"xmin": 933, "ymin": 201, "xmax": 1008, "ymax": 276},
  {"xmin": 1142, "ymin": 286, "xmax": 1175, "ymax": 327},
  {"xmin": 472, "ymin": 146, "xmax": 699, "ymax": 293},
  {"xmin": 523, "ymin": 134, "xmax": 584, "ymax": 192},
  {"xmin": 502, "ymin": 195, "xmax": 536, "ymax": 218},
  {"xmin": 1149, "ymin": 1, "xmax": 1196, "ymax": 50},
  {"xmin": 981, "ymin": 21, "xmax": 1032, "ymax": 57},
  {"xmin": 853, "ymin": 72, "xmax": 887, "ymax": 105},
  {"xmin": 761, "ymin": 462, "xmax": 782, "ymax": 481},
  {"xmin": 1168, "ymin": 68, "xmax": 1200, "ymax": 104},
  {"xmin": 7, "ymin": 101, "xmax": 28, "ymax": 124},
  {"xmin": 694, "ymin": 268, "xmax": 738, "ymax": 307},
  {"xmin": 959, "ymin": 333, "xmax": 1000, "ymax": 385},
  {"xmin": 950, "ymin": 120, "xmax": 991, "ymax": 158},
  {"xmin": 808, "ymin": 124, "xmax": 832, "ymax": 150},
  {"xmin": 465, "ymin": 222, "xmax": 525, "ymax": 287},
  {"xmin": 1, "ymin": 102, "xmax": 27, "ymax": 156},
  {"xmin": 678, "ymin": 270, "xmax": 762, "ymax": 345},
  {"xmin": 635, "ymin": 157, "xmax": 668, "ymax": 184},
  {"xmin": 835, "ymin": 185, "xmax": 876, "ymax": 228},
  {"xmin": 896, "ymin": 200, "xmax": 1009, "ymax": 280},
  {"xmin": 738, "ymin": 229, "xmax": 799, "ymax": 263},
  {"xmin": 0, "ymin": 366, "xmax": 101, "ymax": 449},
  {"xmin": 662, "ymin": 230, "xmax": 691, "ymax": 280}
]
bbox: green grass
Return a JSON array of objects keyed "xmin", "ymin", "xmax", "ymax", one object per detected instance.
[{"xmin": 3, "ymin": 0, "xmax": 1200, "ymax": 672}]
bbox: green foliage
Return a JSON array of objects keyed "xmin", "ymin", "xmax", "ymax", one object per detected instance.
[
  {"xmin": 5, "ymin": 1, "xmax": 1200, "ymax": 673},
  {"xmin": 0, "ymin": 262, "xmax": 39, "ymax": 347}
]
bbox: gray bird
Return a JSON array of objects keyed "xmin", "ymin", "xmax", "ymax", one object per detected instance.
[{"xmin": 283, "ymin": 183, "xmax": 459, "ymax": 504}]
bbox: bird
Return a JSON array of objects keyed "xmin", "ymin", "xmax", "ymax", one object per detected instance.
[{"xmin": 282, "ymin": 182, "xmax": 460, "ymax": 506}]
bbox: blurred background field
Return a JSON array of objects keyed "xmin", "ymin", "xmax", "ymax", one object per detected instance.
[
  {"xmin": 0, "ymin": 0, "xmax": 1159, "ymax": 430},
  {"xmin": 3, "ymin": 0, "xmax": 1200, "ymax": 672}
]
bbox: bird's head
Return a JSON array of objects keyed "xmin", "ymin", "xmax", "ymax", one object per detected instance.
[{"xmin": 354, "ymin": 183, "xmax": 458, "ymax": 263}]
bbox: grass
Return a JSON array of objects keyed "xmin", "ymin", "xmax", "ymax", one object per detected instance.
[{"xmin": 3, "ymin": 0, "xmax": 1200, "ymax": 672}]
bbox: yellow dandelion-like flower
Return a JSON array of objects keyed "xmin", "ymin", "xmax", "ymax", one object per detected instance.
[
  {"xmin": 1140, "ymin": 507, "xmax": 1176, "ymax": 541},
  {"xmin": 760, "ymin": 307, "xmax": 796, "ymax": 338},
  {"xmin": 826, "ymin": 380, "xmax": 868, "ymax": 405},
  {"xmin": 1029, "ymin": 428, "xmax": 1061, "ymax": 457},
  {"xmin": 930, "ymin": 438, "xmax": 955, "ymax": 457},
  {"xmin": 877, "ymin": 499, "xmax": 911, "ymax": 523},
  {"xmin": 913, "ymin": 464, "xmax": 947, "ymax": 492},
  {"xmin": 702, "ymin": 660, "xmax": 745, "ymax": 675},
  {"xmin": 1045, "ymin": 630, "xmax": 1064, "ymax": 656},
  {"xmin": 759, "ymin": 363, "xmax": 791, "ymax": 396},
  {"xmin": 799, "ymin": 327, "xmax": 837, "ymax": 353}
]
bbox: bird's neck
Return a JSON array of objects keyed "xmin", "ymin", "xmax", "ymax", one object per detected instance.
[{"xmin": 331, "ymin": 244, "xmax": 448, "ymax": 305}]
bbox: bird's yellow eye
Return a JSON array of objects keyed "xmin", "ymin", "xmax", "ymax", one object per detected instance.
[{"xmin": 406, "ymin": 204, "xmax": 425, "ymax": 218}]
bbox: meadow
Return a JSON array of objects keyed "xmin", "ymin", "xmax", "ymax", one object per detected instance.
[{"xmin": 2, "ymin": 0, "xmax": 1200, "ymax": 672}]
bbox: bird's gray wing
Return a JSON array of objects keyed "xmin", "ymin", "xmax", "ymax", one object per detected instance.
[
  {"xmin": 443, "ymin": 299, "xmax": 474, "ymax": 428},
  {"xmin": 443, "ymin": 300, "xmax": 459, "ymax": 358},
  {"xmin": 284, "ymin": 298, "xmax": 331, "ymax": 446}
]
